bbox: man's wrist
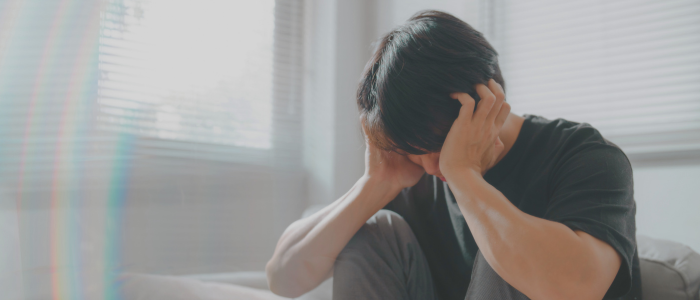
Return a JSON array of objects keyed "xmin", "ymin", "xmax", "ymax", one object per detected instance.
[
  {"xmin": 445, "ymin": 167, "xmax": 484, "ymax": 193},
  {"xmin": 362, "ymin": 174, "xmax": 405, "ymax": 192},
  {"xmin": 444, "ymin": 166, "xmax": 482, "ymax": 183},
  {"xmin": 357, "ymin": 175, "xmax": 403, "ymax": 207}
]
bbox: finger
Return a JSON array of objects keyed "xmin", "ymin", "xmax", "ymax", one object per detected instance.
[
  {"xmin": 450, "ymin": 92, "xmax": 476, "ymax": 120},
  {"xmin": 495, "ymin": 102, "xmax": 511, "ymax": 131},
  {"xmin": 474, "ymin": 84, "xmax": 496, "ymax": 123},
  {"xmin": 486, "ymin": 79, "xmax": 505, "ymax": 125},
  {"xmin": 489, "ymin": 78, "xmax": 506, "ymax": 97}
]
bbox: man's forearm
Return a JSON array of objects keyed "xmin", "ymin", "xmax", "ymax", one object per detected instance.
[
  {"xmin": 447, "ymin": 169, "xmax": 618, "ymax": 300},
  {"xmin": 266, "ymin": 176, "xmax": 401, "ymax": 298}
]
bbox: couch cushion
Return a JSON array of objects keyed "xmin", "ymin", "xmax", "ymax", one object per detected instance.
[
  {"xmin": 184, "ymin": 271, "xmax": 270, "ymax": 290},
  {"xmin": 637, "ymin": 235, "xmax": 700, "ymax": 300},
  {"xmin": 185, "ymin": 271, "xmax": 333, "ymax": 300},
  {"xmin": 119, "ymin": 272, "xmax": 287, "ymax": 300}
]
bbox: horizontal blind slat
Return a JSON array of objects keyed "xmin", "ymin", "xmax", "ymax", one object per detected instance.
[
  {"xmin": 495, "ymin": 0, "xmax": 700, "ymax": 155},
  {"xmin": 95, "ymin": 0, "xmax": 297, "ymax": 155}
]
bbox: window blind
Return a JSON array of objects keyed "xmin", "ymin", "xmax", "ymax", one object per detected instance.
[
  {"xmin": 99, "ymin": 0, "xmax": 303, "ymax": 164},
  {"xmin": 0, "ymin": 1, "xmax": 306, "ymax": 297},
  {"xmin": 483, "ymin": 0, "xmax": 700, "ymax": 156}
]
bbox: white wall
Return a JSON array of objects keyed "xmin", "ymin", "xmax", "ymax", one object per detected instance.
[
  {"xmin": 303, "ymin": 0, "xmax": 339, "ymax": 206},
  {"xmin": 303, "ymin": 0, "xmax": 375, "ymax": 205},
  {"xmin": 633, "ymin": 163, "xmax": 700, "ymax": 251}
]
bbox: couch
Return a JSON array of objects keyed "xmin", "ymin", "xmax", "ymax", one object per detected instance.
[{"xmin": 119, "ymin": 233, "xmax": 699, "ymax": 300}]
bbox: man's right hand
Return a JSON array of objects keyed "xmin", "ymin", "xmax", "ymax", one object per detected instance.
[{"xmin": 363, "ymin": 141, "xmax": 425, "ymax": 191}]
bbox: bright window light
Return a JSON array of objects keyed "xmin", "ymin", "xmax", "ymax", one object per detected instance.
[{"xmin": 98, "ymin": 0, "xmax": 275, "ymax": 149}]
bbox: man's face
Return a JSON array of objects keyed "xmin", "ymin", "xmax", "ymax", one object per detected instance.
[{"xmin": 405, "ymin": 152, "xmax": 445, "ymax": 181}]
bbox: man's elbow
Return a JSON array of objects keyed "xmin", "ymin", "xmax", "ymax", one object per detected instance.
[
  {"xmin": 265, "ymin": 257, "xmax": 312, "ymax": 298},
  {"xmin": 538, "ymin": 231, "xmax": 620, "ymax": 300},
  {"xmin": 266, "ymin": 258, "xmax": 296, "ymax": 297}
]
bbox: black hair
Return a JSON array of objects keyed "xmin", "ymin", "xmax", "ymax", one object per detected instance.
[{"xmin": 357, "ymin": 10, "xmax": 504, "ymax": 154}]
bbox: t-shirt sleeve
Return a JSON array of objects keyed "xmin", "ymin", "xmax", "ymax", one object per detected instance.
[{"xmin": 544, "ymin": 143, "xmax": 637, "ymax": 298}]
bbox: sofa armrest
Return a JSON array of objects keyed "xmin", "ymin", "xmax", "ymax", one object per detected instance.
[
  {"xmin": 183, "ymin": 271, "xmax": 333, "ymax": 300},
  {"xmin": 119, "ymin": 272, "xmax": 286, "ymax": 300},
  {"xmin": 638, "ymin": 235, "xmax": 700, "ymax": 300}
]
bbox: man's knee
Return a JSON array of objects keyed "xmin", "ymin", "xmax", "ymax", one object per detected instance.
[
  {"xmin": 334, "ymin": 210, "xmax": 437, "ymax": 300},
  {"xmin": 342, "ymin": 209, "xmax": 415, "ymax": 256}
]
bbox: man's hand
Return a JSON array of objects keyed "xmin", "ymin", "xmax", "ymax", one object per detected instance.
[
  {"xmin": 267, "ymin": 136, "xmax": 421, "ymax": 297},
  {"xmin": 363, "ymin": 140, "xmax": 425, "ymax": 192},
  {"xmin": 440, "ymin": 79, "xmax": 510, "ymax": 179}
]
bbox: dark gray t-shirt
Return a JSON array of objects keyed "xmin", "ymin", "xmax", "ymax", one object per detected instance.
[{"xmin": 384, "ymin": 115, "xmax": 641, "ymax": 300}]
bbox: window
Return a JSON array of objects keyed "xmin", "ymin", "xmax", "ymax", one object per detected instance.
[
  {"xmin": 481, "ymin": 0, "xmax": 700, "ymax": 157},
  {"xmin": 0, "ymin": 1, "xmax": 305, "ymax": 297},
  {"xmin": 99, "ymin": 0, "xmax": 303, "ymax": 163}
]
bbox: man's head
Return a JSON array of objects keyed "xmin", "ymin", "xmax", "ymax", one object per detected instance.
[{"xmin": 357, "ymin": 10, "xmax": 504, "ymax": 157}]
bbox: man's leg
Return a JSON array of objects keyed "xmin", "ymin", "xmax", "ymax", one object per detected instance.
[
  {"xmin": 464, "ymin": 250, "xmax": 530, "ymax": 300},
  {"xmin": 333, "ymin": 210, "xmax": 438, "ymax": 300}
]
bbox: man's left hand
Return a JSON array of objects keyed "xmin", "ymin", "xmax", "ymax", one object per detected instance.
[{"xmin": 440, "ymin": 79, "xmax": 511, "ymax": 179}]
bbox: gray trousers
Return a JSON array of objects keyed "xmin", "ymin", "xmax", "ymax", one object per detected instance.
[{"xmin": 333, "ymin": 210, "xmax": 530, "ymax": 300}]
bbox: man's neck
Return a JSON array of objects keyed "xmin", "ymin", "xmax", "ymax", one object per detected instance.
[{"xmin": 495, "ymin": 113, "xmax": 525, "ymax": 165}]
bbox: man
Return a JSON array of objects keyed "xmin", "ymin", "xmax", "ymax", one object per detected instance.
[{"xmin": 266, "ymin": 10, "xmax": 641, "ymax": 300}]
